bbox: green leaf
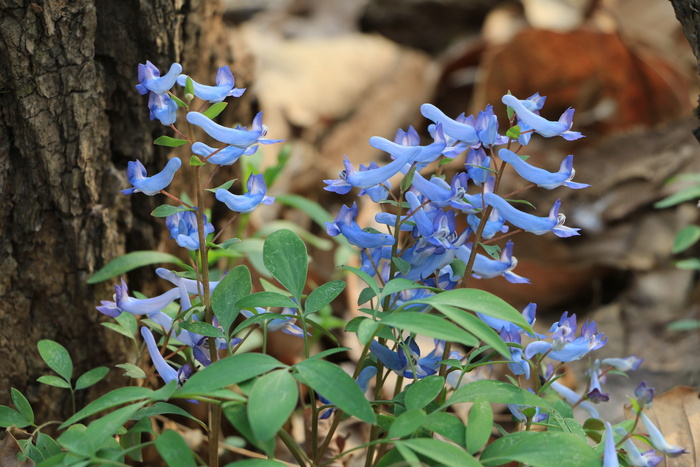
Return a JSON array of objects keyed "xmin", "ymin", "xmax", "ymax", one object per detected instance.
[
  {"xmin": 341, "ymin": 265, "xmax": 381, "ymax": 299},
  {"xmin": 37, "ymin": 375, "xmax": 71, "ymax": 389},
  {"xmin": 434, "ymin": 305, "xmax": 511, "ymax": 358},
  {"xmin": 236, "ymin": 291, "xmax": 298, "ymax": 310},
  {"xmin": 57, "ymin": 426, "xmax": 94, "ymax": 458},
  {"xmin": 380, "ymin": 312, "xmax": 479, "ymax": 347},
  {"xmin": 189, "ymin": 155, "xmax": 206, "ymax": 166},
  {"xmin": 423, "ymin": 412, "xmax": 466, "ymax": 447},
  {"xmin": 203, "ymin": 102, "xmax": 228, "ymax": 120},
  {"xmin": 667, "ymin": 319, "xmax": 700, "ymax": 331},
  {"xmin": 184, "ymin": 77, "xmax": 195, "ymax": 101},
  {"xmin": 356, "ymin": 318, "xmax": 380, "ymax": 346},
  {"xmin": 263, "ymin": 144, "xmax": 292, "ymax": 187},
  {"xmin": 133, "ymin": 402, "xmax": 207, "ymax": 429},
  {"xmin": 38, "ymin": 340, "xmax": 73, "ymax": 382},
  {"xmin": 676, "ymin": 258, "xmax": 700, "ymax": 269},
  {"xmin": 0, "ymin": 406, "xmax": 31, "ymax": 428},
  {"xmin": 61, "ymin": 386, "xmax": 156, "ymax": 428},
  {"xmin": 115, "ymin": 312, "xmax": 138, "ymax": 336},
  {"xmin": 391, "ymin": 257, "xmax": 411, "ymax": 276},
  {"xmin": 11, "ymin": 388, "xmax": 34, "ymax": 425},
  {"xmin": 84, "ymin": 401, "xmax": 147, "ymax": 449},
  {"xmin": 36, "ymin": 432, "xmax": 62, "ymax": 460},
  {"xmin": 305, "ymin": 281, "xmax": 345, "ymax": 314},
  {"xmin": 178, "ymin": 320, "xmax": 226, "ymax": 339},
  {"xmin": 170, "ymin": 94, "xmax": 187, "ymax": 109},
  {"xmin": 402, "ymin": 288, "xmax": 534, "ymax": 334},
  {"xmin": 673, "ymin": 225, "xmax": 700, "ymax": 253},
  {"xmin": 443, "ymin": 380, "xmax": 550, "ymax": 410},
  {"xmin": 479, "ymin": 242, "xmax": 501, "ymax": 259},
  {"xmin": 379, "ymin": 278, "xmax": 429, "ymax": 303},
  {"xmin": 248, "ymin": 370, "xmax": 298, "ymax": 442},
  {"xmin": 294, "ymin": 359, "xmax": 375, "ymax": 423},
  {"xmin": 179, "ymin": 353, "xmax": 285, "ymax": 396},
  {"xmin": 480, "ymin": 431, "xmax": 599, "ymax": 466},
  {"xmin": 87, "ymin": 251, "xmax": 185, "ymax": 284},
  {"xmin": 358, "ymin": 286, "xmax": 378, "ymax": 305},
  {"xmin": 275, "ymin": 194, "xmax": 333, "ymax": 228},
  {"xmin": 155, "ymin": 429, "xmax": 197, "ymax": 467},
  {"xmin": 466, "ymin": 396, "xmax": 493, "ymax": 454},
  {"xmin": 75, "ymin": 367, "xmax": 109, "ymax": 391},
  {"xmin": 654, "ymin": 185, "xmax": 700, "ymax": 208},
  {"xmin": 222, "ymin": 403, "xmax": 275, "ymax": 457},
  {"xmin": 115, "ymin": 363, "xmax": 146, "ymax": 379},
  {"xmin": 396, "ymin": 438, "xmax": 480, "ymax": 467},
  {"xmin": 206, "ymin": 179, "xmax": 236, "ymax": 193},
  {"xmin": 405, "ymin": 375, "xmax": 444, "ymax": 411},
  {"xmin": 401, "ymin": 166, "xmax": 417, "ymax": 192},
  {"xmin": 212, "ymin": 265, "xmax": 250, "ymax": 334},
  {"xmin": 153, "ymin": 136, "xmax": 189, "ymax": 147},
  {"xmin": 263, "ymin": 229, "xmax": 308, "ymax": 301},
  {"xmin": 506, "ymin": 125, "xmax": 521, "ymax": 140},
  {"xmin": 389, "ymin": 409, "xmax": 427, "ymax": 439},
  {"xmin": 224, "ymin": 460, "xmax": 287, "ymax": 467},
  {"xmin": 151, "ymin": 204, "xmax": 193, "ymax": 217}
]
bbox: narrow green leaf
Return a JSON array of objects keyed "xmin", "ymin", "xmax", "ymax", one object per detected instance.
[
  {"xmin": 402, "ymin": 289, "xmax": 534, "ymax": 335},
  {"xmin": 37, "ymin": 375, "xmax": 71, "ymax": 389},
  {"xmin": 506, "ymin": 125, "xmax": 521, "ymax": 140},
  {"xmin": 184, "ymin": 76, "xmax": 195, "ymax": 101},
  {"xmin": 224, "ymin": 460, "xmax": 286, "ymax": 467},
  {"xmin": 11, "ymin": 388, "xmax": 34, "ymax": 425},
  {"xmin": 380, "ymin": 312, "xmax": 479, "ymax": 348},
  {"xmin": 115, "ymin": 363, "xmax": 146, "ymax": 379},
  {"xmin": 38, "ymin": 340, "xmax": 73, "ymax": 382},
  {"xmin": 305, "ymin": 281, "xmax": 346, "ymax": 314},
  {"xmin": 396, "ymin": 438, "xmax": 480, "ymax": 467},
  {"xmin": 189, "ymin": 155, "xmax": 206, "ymax": 166},
  {"xmin": 356, "ymin": 318, "xmax": 379, "ymax": 346},
  {"xmin": 178, "ymin": 320, "xmax": 225, "ymax": 339},
  {"xmin": 236, "ymin": 291, "xmax": 298, "ymax": 310},
  {"xmin": 667, "ymin": 319, "xmax": 700, "ymax": 331},
  {"xmin": 275, "ymin": 194, "xmax": 333, "ymax": 228},
  {"xmin": 654, "ymin": 185, "xmax": 700, "ymax": 208},
  {"xmin": 170, "ymin": 94, "xmax": 187, "ymax": 108},
  {"xmin": 341, "ymin": 265, "xmax": 381, "ymax": 298},
  {"xmin": 179, "ymin": 353, "xmax": 285, "ymax": 396},
  {"xmin": 0, "ymin": 406, "xmax": 31, "ymax": 428},
  {"xmin": 84, "ymin": 401, "xmax": 147, "ymax": 448},
  {"xmin": 480, "ymin": 431, "xmax": 599, "ymax": 466},
  {"xmin": 405, "ymin": 375, "xmax": 444, "ymax": 411},
  {"xmin": 434, "ymin": 304, "xmax": 511, "ymax": 358},
  {"xmin": 294, "ymin": 359, "xmax": 375, "ymax": 423},
  {"xmin": 203, "ymin": 102, "xmax": 228, "ymax": 120},
  {"xmin": 676, "ymin": 258, "xmax": 700, "ymax": 269},
  {"xmin": 248, "ymin": 370, "xmax": 298, "ymax": 442},
  {"xmin": 443, "ymin": 380, "xmax": 550, "ymax": 410},
  {"xmin": 673, "ymin": 225, "xmax": 700, "ymax": 253},
  {"xmin": 401, "ymin": 166, "xmax": 417, "ymax": 192},
  {"xmin": 466, "ymin": 396, "xmax": 493, "ymax": 454},
  {"xmin": 205, "ymin": 179, "xmax": 236, "ymax": 193},
  {"xmin": 155, "ymin": 429, "xmax": 197, "ymax": 467},
  {"xmin": 87, "ymin": 251, "xmax": 185, "ymax": 284},
  {"xmin": 423, "ymin": 412, "xmax": 466, "ymax": 447},
  {"xmin": 263, "ymin": 229, "xmax": 308, "ymax": 301},
  {"xmin": 61, "ymin": 386, "xmax": 155, "ymax": 428},
  {"xmin": 151, "ymin": 204, "xmax": 193, "ymax": 217},
  {"xmin": 212, "ymin": 265, "xmax": 250, "ymax": 335},
  {"xmin": 379, "ymin": 278, "xmax": 429, "ymax": 303},
  {"xmin": 36, "ymin": 432, "xmax": 62, "ymax": 459},
  {"xmin": 389, "ymin": 409, "xmax": 427, "ymax": 439},
  {"xmin": 133, "ymin": 402, "xmax": 207, "ymax": 429},
  {"xmin": 153, "ymin": 136, "xmax": 189, "ymax": 147},
  {"xmin": 75, "ymin": 367, "xmax": 109, "ymax": 390}
]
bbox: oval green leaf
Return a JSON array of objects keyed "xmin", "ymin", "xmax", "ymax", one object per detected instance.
[
  {"xmin": 466, "ymin": 396, "xmax": 493, "ymax": 454},
  {"xmin": 151, "ymin": 204, "xmax": 193, "ymax": 218},
  {"xmin": 248, "ymin": 370, "xmax": 298, "ymax": 442},
  {"xmin": 305, "ymin": 281, "xmax": 346, "ymax": 314},
  {"xmin": 263, "ymin": 229, "xmax": 308, "ymax": 301},
  {"xmin": 405, "ymin": 375, "xmax": 444, "ymax": 411},
  {"xmin": 673, "ymin": 225, "xmax": 700, "ymax": 253},
  {"xmin": 153, "ymin": 135, "xmax": 189, "ymax": 147},
  {"xmin": 480, "ymin": 430, "xmax": 599, "ymax": 466},
  {"xmin": 380, "ymin": 312, "xmax": 479, "ymax": 348},
  {"xmin": 155, "ymin": 429, "xmax": 197, "ymax": 467},
  {"xmin": 87, "ymin": 251, "xmax": 185, "ymax": 284},
  {"xmin": 75, "ymin": 367, "xmax": 109, "ymax": 391},
  {"xmin": 212, "ymin": 264, "xmax": 250, "ymax": 334},
  {"xmin": 178, "ymin": 320, "xmax": 226, "ymax": 339},
  {"xmin": 37, "ymin": 375, "xmax": 71, "ymax": 389},
  {"xmin": 396, "ymin": 438, "xmax": 480, "ymax": 467},
  {"xmin": 0, "ymin": 406, "xmax": 31, "ymax": 428},
  {"xmin": 38, "ymin": 340, "xmax": 73, "ymax": 382},
  {"xmin": 11, "ymin": 388, "xmax": 34, "ymax": 425}
]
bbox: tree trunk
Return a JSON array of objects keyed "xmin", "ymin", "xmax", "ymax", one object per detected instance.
[
  {"xmin": 0, "ymin": 0, "xmax": 231, "ymax": 423},
  {"xmin": 670, "ymin": 0, "xmax": 700, "ymax": 141}
]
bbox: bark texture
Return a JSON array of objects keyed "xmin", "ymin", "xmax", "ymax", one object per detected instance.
[
  {"xmin": 0, "ymin": 0, "xmax": 230, "ymax": 422},
  {"xmin": 670, "ymin": 0, "xmax": 700, "ymax": 140}
]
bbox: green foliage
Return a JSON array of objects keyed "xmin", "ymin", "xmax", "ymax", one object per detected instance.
[
  {"xmin": 155, "ymin": 430, "xmax": 197, "ymax": 467},
  {"xmin": 154, "ymin": 135, "xmax": 189, "ymax": 147},
  {"xmin": 480, "ymin": 431, "xmax": 600, "ymax": 466},
  {"xmin": 263, "ymin": 229, "xmax": 308, "ymax": 302},
  {"xmin": 87, "ymin": 251, "xmax": 185, "ymax": 284},
  {"xmin": 248, "ymin": 370, "xmax": 298, "ymax": 442}
]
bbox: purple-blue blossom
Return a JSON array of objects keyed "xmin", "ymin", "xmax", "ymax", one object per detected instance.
[
  {"xmin": 97, "ymin": 279, "xmax": 180, "ymax": 317},
  {"xmin": 166, "ymin": 210, "xmax": 215, "ymax": 250},
  {"xmin": 483, "ymin": 193, "xmax": 580, "ymax": 237},
  {"xmin": 525, "ymin": 313, "xmax": 607, "ymax": 362},
  {"xmin": 148, "ymin": 92, "xmax": 178, "ymax": 126},
  {"xmin": 455, "ymin": 240, "xmax": 529, "ymax": 284},
  {"xmin": 420, "ymin": 103, "xmax": 480, "ymax": 146},
  {"xmin": 121, "ymin": 158, "xmax": 182, "ymax": 196},
  {"xmin": 326, "ymin": 203, "xmax": 395, "ymax": 249},
  {"xmin": 191, "ymin": 142, "xmax": 258, "ymax": 166},
  {"xmin": 498, "ymin": 149, "xmax": 589, "ymax": 190},
  {"xmin": 176, "ymin": 66, "xmax": 245, "ymax": 103},
  {"xmin": 603, "ymin": 422, "xmax": 620, "ymax": 467},
  {"xmin": 136, "ymin": 61, "xmax": 182, "ymax": 95},
  {"xmin": 614, "ymin": 426, "xmax": 663, "ymax": 467},
  {"xmin": 240, "ymin": 307, "xmax": 308, "ymax": 338},
  {"xmin": 187, "ymin": 111, "xmax": 278, "ymax": 149},
  {"xmin": 216, "ymin": 174, "xmax": 274, "ymax": 213},
  {"xmin": 370, "ymin": 338, "xmax": 460, "ymax": 379},
  {"xmin": 639, "ymin": 411, "xmax": 687, "ymax": 457},
  {"xmin": 502, "ymin": 94, "xmax": 584, "ymax": 141}
]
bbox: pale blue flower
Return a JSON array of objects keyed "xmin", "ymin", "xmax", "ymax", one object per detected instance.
[
  {"xmin": 465, "ymin": 147, "xmax": 492, "ymax": 186},
  {"xmin": 240, "ymin": 307, "xmax": 307, "ymax": 338},
  {"xmin": 420, "ymin": 103, "xmax": 480, "ymax": 146},
  {"xmin": 369, "ymin": 123, "xmax": 446, "ymax": 166},
  {"xmin": 141, "ymin": 326, "xmax": 179, "ymax": 383},
  {"xmin": 191, "ymin": 142, "xmax": 258, "ymax": 166},
  {"xmin": 326, "ymin": 203, "xmax": 395, "ymax": 249},
  {"xmin": 370, "ymin": 338, "xmax": 459, "ymax": 379},
  {"xmin": 187, "ymin": 111, "xmax": 277, "ymax": 149},
  {"xmin": 216, "ymin": 174, "xmax": 274, "ymax": 213},
  {"xmin": 121, "ymin": 158, "xmax": 182, "ymax": 196},
  {"xmin": 603, "ymin": 422, "xmax": 620, "ymax": 467},
  {"xmin": 177, "ymin": 66, "xmax": 245, "ymax": 103},
  {"xmin": 324, "ymin": 150, "xmax": 418, "ymax": 194},
  {"xmin": 148, "ymin": 92, "xmax": 178, "ymax": 126},
  {"xmin": 602, "ymin": 355, "xmax": 643, "ymax": 373},
  {"xmin": 508, "ymin": 388, "xmax": 548, "ymax": 423},
  {"xmin": 475, "ymin": 105, "xmax": 508, "ymax": 147},
  {"xmin": 498, "ymin": 149, "xmax": 589, "ymax": 190},
  {"xmin": 478, "ymin": 302, "xmax": 537, "ymax": 336},
  {"xmin": 455, "ymin": 240, "xmax": 529, "ymax": 284},
  {"xmin": 587, "ymin": 360, "xmax": 609, "ymax": 403},
  {"xmin": 165, "ymin": 210, "xmax": 215, "ymax": 250},
  {"xmin": 155, "ymin": 268, "xmax": 220, "ymax": 295},
  {"xmin": 639, "ymin": 411, "xmax": 687, "ymax": 457},
  {"xmin": 97, "ymin": 280, "xmax": 180, "ymax": 317},
  {"xmin": 525, "ymin": 314, "xmax": 607, "ymax": 362},
  {"xmin": 483, "ymin": 193, "xmax": 580, "ymax": 237},
  {"xmin": 550, "ymin": 381, "xmax": 599, "ymax": 419},
  {"xmin": 500, "ymin": 327, "xmax": 530, "ymax": 379},
  {"xmin": 614, "ymin": 426, "xmax": 663, "ymax": 467},
  {"xmin": 136, "ymin": 61, "xmax": 182, "ymax": 95},
  {"xmin": 502, "ymin": 94, "xmax": 584, "ymax": 141}
]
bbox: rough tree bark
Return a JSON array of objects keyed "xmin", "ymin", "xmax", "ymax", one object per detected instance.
[
  {"xmin": 670, "ymin": 0, "xmax": 700, "ymax": 140},
  {"xmin": 0, "ymin": 0, "xmax": 232, "ymax": 423}
]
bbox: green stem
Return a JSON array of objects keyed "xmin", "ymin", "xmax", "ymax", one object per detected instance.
[{"xmin": 278, "ymin": 428, "xmax": 309, "ymax": 466}]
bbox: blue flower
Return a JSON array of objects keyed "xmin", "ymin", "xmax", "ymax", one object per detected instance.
[
  {"xmin": 121, "ymin": 158, "xmax": 182, "ymax": 196},
  {"xmin": 420, "ymin": 103, "xmax": 480, "ymax": 146},
  {"xmin": 483, "ymin": 193, "xmax": 580, "ymax": 237},
  {"xmin": 191, "ymin": 142, "xmax": 258, "ymax": 166},
  {"xmin": 475, "ymin": 105, "xmax": 508, "ymax": 147},
  {"xmin": 357, "ymin": 162, "xmax": 392, "ymax": 201},
  {"xmin": 240, "ymin": 307, "xmax": 308, "ymax": 338},
  {"xmin": 498, "ymin": 149, "xmax": 589, "ymax": 190},
  {"xmin": 326, "ymin": 203, "xmax": 395, "ymax": 249},
  {"xmin": 549, "ymin": 381, "xmax": 599, "ymax": 419},
  {"xmin": 136, "ymin": 61, "xmax": 182, "ymax": 95},
  {"xmin": 603, "ymin": 422, "xmax": 620, "ymax": 467},
  {"xmin": 155, "ymin": 267, "xmax": 220, "ymax": 295},
  {"xmin": 176, "ymin": 66, "xmax": 246, "ymax": 103},
  {"xmin": 478, "ymin": 302, "xmax": 537, "ymax": 336},
  {"xmin": 502, "ymin": 94, "xmax": 584, "ymax": 141},
  {"xmin": 634, "ymin": 381, "xmax": 654, "ymax": 409},
  {"xmin": 465, "ymin": 147, "xmax": 492, "ymax": 186},
  {"xmin": 97, "ymin": 280, "xmax": 181, "ymax": 317},
  {"xmin": 370, "ymin": 338, "xmax": 459, "ymax": 379},
  {"xmin": 148, "ymin": 92, "xmax": 178, "ymax": 126},
  {"xmin": 165, "ymin": 211, "xmax": 215, "ymax": 250},
  {"xmin": 455, "ymin": 240, "xmax": 530, "ymax": 284},
  {"xmin": 614, "ymin": 426, "xmax": 663, "ymax": 467},
  {"xmin": 187, "ymin": 111, "xmax": 277, "ymax": 149},
  {"xmin": 507, "ymin": 388, "xmax": 548, "ymax": 423},
  {"xmin": 318, "ymin": 366, "xmax": 377, "ymax": 419},
  {"xmin": 216, "ymin": 174, "xmax": 274, "ymax": 213},
  {"xmin": 525, "ymin": 313, "xmax": 607, "ymax": 362},
  {"xmin": 500, "ymin": 327, "xmax": 530, "ymax": 379},
  {"xmin": 369, "ymin": 123, "xmax": 447, "ymax": 166},
  {"xmin": 141, "ymin": 326, "xmax": 179, "ymax": 384},
  {"xmin": 586, "ymin": 360, "xmax": 609, "ymax": 403},
  {"xmin": 639, "ymin": 411, "xmax": 687, "ymax": 457},
  {"xmin": 602, "ymin": 355, "xmax": 643, "ymax": 373}
]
